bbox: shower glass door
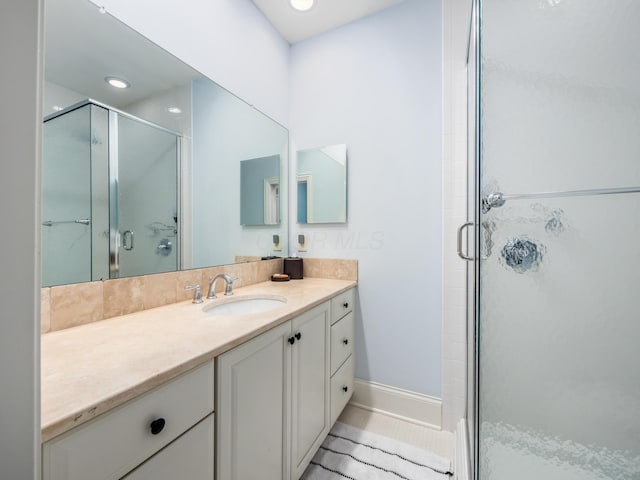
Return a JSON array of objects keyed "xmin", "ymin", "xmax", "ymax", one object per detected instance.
[
  {"xmin": 477, "ymin": 1, "xmax": 640, "ymax": 479},
  {"xmin": 112, "ymin": 113, "xmax": 179, "ymax": 278}
]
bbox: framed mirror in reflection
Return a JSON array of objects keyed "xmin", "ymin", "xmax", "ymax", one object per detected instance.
[
  {"xmin": 240, "ymin": 155, "xmax": 281, "ymax": 226},
  {"xmin": 296, "ymin": 144, "xmax": 347, "ymax": 224},
  {"xmin": 42, "ymin": 0, "xmax": 288, "ymax": 287}
]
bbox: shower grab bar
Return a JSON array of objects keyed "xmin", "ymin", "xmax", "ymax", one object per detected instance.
[
  {"xmin": 482, "ymin": 185, "xmax": 640, "ymax": 213},
  {"xmin": 42, "ymin": 219, "xmax": 90, "ymax": 227}
]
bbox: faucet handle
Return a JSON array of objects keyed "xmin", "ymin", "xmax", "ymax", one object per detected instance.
[
  {"xmin": 184, "ymin": 284, "xmax": 203, "ymax": 304},
  {"xmin": 224, "ymin": 276, "xmax": 239, "ymax": 296}
]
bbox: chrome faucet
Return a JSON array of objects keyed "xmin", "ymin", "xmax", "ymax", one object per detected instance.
[{"xmin": 207, "ymin": 274, "xmax": 237, "ymax": 299}]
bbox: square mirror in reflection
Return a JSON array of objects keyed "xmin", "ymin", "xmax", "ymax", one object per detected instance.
[
  {"xmin": 296, "ymin": 144, "xmax": 347, "ymax": 224},
  {"xmin": 241, "ymin": 155, "xmax": 281, "ymax": 226}
]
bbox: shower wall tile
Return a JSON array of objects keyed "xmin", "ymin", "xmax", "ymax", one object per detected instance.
[
  {"xmin": 441, "ymin": 0, "xmax": 471, "ymax": 432},
  {"xmin": 50, "ymin": 281, "xmax": 103, "ymax": 331}
]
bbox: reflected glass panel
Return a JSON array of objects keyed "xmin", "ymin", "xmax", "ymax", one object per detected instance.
[{"xmin": 42, "ymin": 105, "xmax": 92, "ymax": 286}]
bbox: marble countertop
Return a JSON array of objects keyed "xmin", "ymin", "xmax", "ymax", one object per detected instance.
[{"xmin": 41, "ymin": 278, "xmax": 356, "ymax": 442}]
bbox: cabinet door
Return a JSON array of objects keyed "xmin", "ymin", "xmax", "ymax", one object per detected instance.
[
  {"xmin": 290, "ymin": 302, "xmax": 331, "ymax": 479},
  {"xmin": 217, "ymin": 321, "xmax": 292, "ymax": 480},
  {"xmin": 121, "ymin": 414, "xmax": 214, "ymax": 480}
]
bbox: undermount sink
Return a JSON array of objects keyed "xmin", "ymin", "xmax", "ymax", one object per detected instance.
[{"xmin": 203, "ymin": 295, "xmax": 287, "ymax": 316}]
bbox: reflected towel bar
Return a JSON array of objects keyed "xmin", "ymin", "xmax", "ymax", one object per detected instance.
[
  {"xmin": 482, "ymin": 186, "xmax": 640, "ymax": 213},
  {"xmin": 42, "ymin": 219, "xmax": 90, "ymax": 227}
]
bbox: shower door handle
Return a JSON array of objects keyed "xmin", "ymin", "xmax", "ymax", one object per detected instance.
[
  {"xmin": 122, "ymin": 230, "xmax": 135, "ymax": 251},
  {"xmin": 457, "ymin": 222, "xmax": 474, "ymax": 261}
]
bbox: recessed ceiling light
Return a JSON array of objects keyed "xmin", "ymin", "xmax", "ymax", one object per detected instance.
[
  {"xmin": 290, "ymin": 0, "xmax": 314, "ymax": 12},
  {"xmin": 105, "ymin": 76, "xmax": 130, "ymax": 89},
  {"xmin": 167, "ymin": 107, "xmax": 182, "ymax": 114},
  {"xmin": 52, "ymin": 105, "xmax": 64, "ymax": 112}
]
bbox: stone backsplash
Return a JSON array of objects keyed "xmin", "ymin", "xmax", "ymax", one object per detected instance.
[{"xmin": 41, "ymin": 258, "xmax": 357, "ymax": 333}]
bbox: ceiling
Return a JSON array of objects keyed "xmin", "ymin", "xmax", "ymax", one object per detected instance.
[
  {"xmin": 45, "ymin": 0, "xmax": 201, "ymax": 110},
  {"xmin": 252, "ymin": 0, "xmax": 405, "ymax": 44}
]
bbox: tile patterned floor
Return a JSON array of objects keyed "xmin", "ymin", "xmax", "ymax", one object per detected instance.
[{"xmin": 337, "ymin": 404, "xmax": 455, "ymax": 463}]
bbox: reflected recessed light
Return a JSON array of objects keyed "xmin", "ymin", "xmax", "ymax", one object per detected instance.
[
  {"xmin": 167, "ymin": 106, "xmax": 182, "ymax": 114},
  {"xmin": 52, "ymin": 105, "xmax": 64, "ymax": 112},
  {"xmin": 105, "ymin": 76, "xmax": 130, "ymax": 89},
  {"xmin": 290, "ymin": 0, "xmax": 314, "ymax": 12}
]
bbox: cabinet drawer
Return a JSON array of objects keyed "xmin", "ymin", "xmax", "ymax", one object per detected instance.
[
  {"xmin": 330, "ymin": 355, "xmax": 354, "ymax": 426},
  {"xmin": 121, "ymin": 414, "xmax": 214, "ymax": 480},
  {"xmin": 330, "ymin": 312, "xmax": 354, "ymax": 376},
  {"xmin": 43, "ymin": 361, "xmax": 215, "ymax": 480},
  {"xmin": 331, "ymin": 289, "xmax": 354, "ymax": 324}
]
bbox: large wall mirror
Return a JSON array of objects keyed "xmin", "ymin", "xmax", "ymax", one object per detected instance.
[
  {"xmin": 296, "ymin": 144, "xmax": 347, "ymax": 224},
  {"xmin": 42, "ymin": 0, "xmax": 288, "ymax": 287}
]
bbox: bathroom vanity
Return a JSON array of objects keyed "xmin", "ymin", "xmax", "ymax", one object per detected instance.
[
  {"xmin": 41, "ymin": 279, "xmax": 356, "ymax": 480},
  {"xmin": 217, "ymin": 289, "xmax": 354, "ymax": 480}
]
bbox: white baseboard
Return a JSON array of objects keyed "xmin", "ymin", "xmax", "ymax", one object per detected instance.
[
  {"xmin": 349, "ymin": 378, "xmax": 442, "ymax": 430},
  {"xmin": 455, "ymin": 418, "xmax": 471, "ymax": 480}
]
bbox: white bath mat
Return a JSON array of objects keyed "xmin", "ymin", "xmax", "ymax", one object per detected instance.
[{"xmin": 301, "ymin": 422, "xmax": 453, "ymax": 480}]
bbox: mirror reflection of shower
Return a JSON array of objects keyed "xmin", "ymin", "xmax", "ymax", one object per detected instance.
[{"xmin": 42, "ymin": 100, "xmax": 180, "ymax": 287}]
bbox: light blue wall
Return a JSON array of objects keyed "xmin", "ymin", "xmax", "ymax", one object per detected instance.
[
  {"xmin": 192, "ymin": 78, "xmax": 288, "ymax": 266},
  {"xmin": 289, "ymin": 0, "xmax": 443, "ymax": 397}
]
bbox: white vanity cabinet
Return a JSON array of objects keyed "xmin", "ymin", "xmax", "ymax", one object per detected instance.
[
  {"xmin": 122, "ymin": 414, "xmax": 214, "ymax": 480},
  {"xmin": 216, "ymin": 301, "xmax": 331, "ymax": 480},
  {"xmin": 42, "ymin": 361, "xmax": 215, "ymax": 480},
  {"xmin": 290, "ymin": 302, "xmax": 332, "ymax": 479},
  {"xmin": 329, "ymin": 288, "xmax": 355, "ymax": 425}
]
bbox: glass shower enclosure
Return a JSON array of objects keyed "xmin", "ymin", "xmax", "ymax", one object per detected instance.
[
  {"xmin": 473, "ymin": 0, "xmax": 640, "ymax": 479},
  {"xmin": 42, "ymin": 101, "xmax": 180, "ymax": 286}
]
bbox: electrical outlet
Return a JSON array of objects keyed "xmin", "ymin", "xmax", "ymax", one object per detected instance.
[
  {"xmin": 272, "ymin": 234, "xmax": 282, "ymax": 251},
  {"xmin": 297, "ymin": 234, "xmax": 307, "ymax": 252}
]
